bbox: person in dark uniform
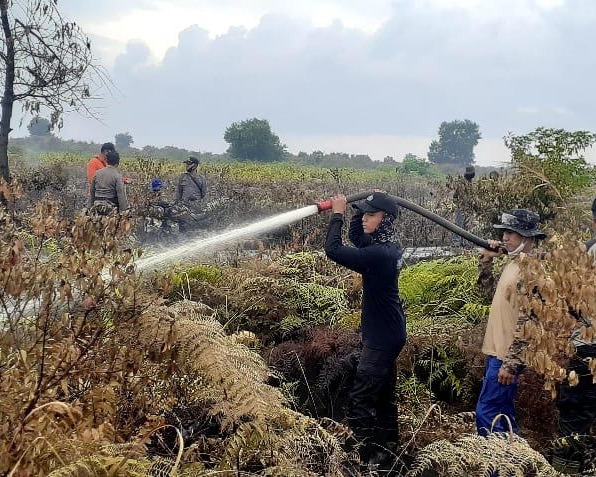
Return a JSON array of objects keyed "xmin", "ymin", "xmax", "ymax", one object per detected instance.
[
  {"xmin": 175, "ymin": 156, "xmax": 207, "ymax": 232},
  {"xmin": 88, "ymin": 151, "xmax": 128, "ymax": 215},
  {"xmin": 324, "ymin": 192, "xmax": 406, "ymax": 469},
  {"xmin": 550, "ymin": 197, "xmax": 596, "ymax": 473},
  {"xmin": 452, "ymin": 164, "xmax": 476, "ymax": 246}
]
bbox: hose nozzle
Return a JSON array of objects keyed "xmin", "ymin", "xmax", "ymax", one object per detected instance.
[{"xmin": 316, "ymin": 191, "xmax": 374, "ymax": 213}]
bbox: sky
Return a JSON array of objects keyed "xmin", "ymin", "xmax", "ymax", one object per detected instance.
[{"xmin": 18, "ymin": 0, "xmax": 596, "ymax": 165}]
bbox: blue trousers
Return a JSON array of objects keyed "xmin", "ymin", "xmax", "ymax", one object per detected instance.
[{"xmin": 476, "ymin": 356, "xmax": 519, "ymax": 436}]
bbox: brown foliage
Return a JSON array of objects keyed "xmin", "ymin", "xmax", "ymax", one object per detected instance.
[
  {"xmin": 0, "ymin": 192, "xmax": 168, "ymax": 474},
  {"xmin": 0, "ymin": 193, "xmax": 354, "ymax": 475},
  {"xmin": 516, "ymin": 236, "xmax": 596, "ymax": 396},
  {"xmin": 269, "ymin": 327, "xmax": 361, "ymax": 419}
]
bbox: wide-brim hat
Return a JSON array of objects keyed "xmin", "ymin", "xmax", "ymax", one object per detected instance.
[
  {"xmin": 493, "ymin": 210, "xmax": 546, "ymax": 239},
  {"xmin": 353, "ymin": 192, "xmax": 397, "ymax": 216}
]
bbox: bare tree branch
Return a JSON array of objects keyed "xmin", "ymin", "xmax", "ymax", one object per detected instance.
[{"xmin": 0, "ymin": 0, "xmax": 105, "ymax": 183}]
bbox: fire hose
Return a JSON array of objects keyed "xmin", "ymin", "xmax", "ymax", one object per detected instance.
[{"xmin": 316, "ymin": 191, "xmax": 504, "ymax": 253}]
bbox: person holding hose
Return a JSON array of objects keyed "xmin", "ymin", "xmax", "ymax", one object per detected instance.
[
  {"xmin": 475, "ymin": 209, "xmax": 545, "ymax": 436},
  {"xmin": 324, "ymin": 192, "xmax": 406, "ymax": 470}
]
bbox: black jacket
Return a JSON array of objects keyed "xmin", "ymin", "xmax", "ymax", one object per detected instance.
[{"xmin": 325, "ymin": 211, "xmax": 406, "ymax": 352}]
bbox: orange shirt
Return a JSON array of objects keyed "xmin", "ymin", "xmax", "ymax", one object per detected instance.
[{"xmin": 87, "ymin": 154, "xmax": 107, "ymax": 185}]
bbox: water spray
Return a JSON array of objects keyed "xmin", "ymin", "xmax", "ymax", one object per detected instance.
[
  {"xmin": 136, "ymin": 189, "xmax": 504, "ymax": 273},
  {"xmin": 1, "ymin": 190, "xmax": 502, "ymax": 319}
]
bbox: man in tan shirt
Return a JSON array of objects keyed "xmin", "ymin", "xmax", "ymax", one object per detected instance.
[
  {"xmin": 475, "ymin": 209, "xmax": 545, "ymax": 436},
  {"xmin": 88, "ymin": 151, "xmax": 129, "ymax": 214}
]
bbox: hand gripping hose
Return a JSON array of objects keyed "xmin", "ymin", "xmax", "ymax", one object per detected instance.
[{"xmin": 316, "ymin": 191, "xmax": 503, "ymax": 253}]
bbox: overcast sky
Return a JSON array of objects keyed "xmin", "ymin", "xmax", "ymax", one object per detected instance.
[{"xmin": 23, "ymin": 0, "xmax": 596, "ymax": 165}]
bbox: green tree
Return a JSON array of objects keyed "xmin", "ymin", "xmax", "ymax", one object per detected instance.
[
  {"xmin": 115, "ymin": 132, "xmax": 134, "ymax": 149},
  {"xmin": 504, "ymin": 127, "xmax": 596, "ymax": 200},
  {"xmin": 27, "ymin": 116, "xmax": 51, "ymax": 137},
  {"xmin": 0, "ymin": 0, "xmax": 98, "ymax": 183},
  {"xmin": 224, "ymin": 118, "xmax": 287, "ymax": 162},
  {"xmin": 400, "ymin": 153, "xmax": 436, "ymax": 176},
  {"xmin": 428, "ymin": 120, "xmax": 481, "ymax": 165},
  {"xmin": 457, "ymin": 128, "xmax": 596, "ymax": 233}
]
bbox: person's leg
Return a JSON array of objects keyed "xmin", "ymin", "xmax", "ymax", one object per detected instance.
[
  {"xmin": 452, "ymin": 210, "xmax": 464, "ymax": 246},
  {"xmin": 375, "ymin": 360, "xmax": 399, "ymax": 445},
  {"xmin": 557, "ymin": 347, "xmax": 596, "ymax": 436},
  {"xmin": 344, "ymin": 347, "xmax": 396, "ymax": 462},
  {"xmin": 475, "ymin": 356, "xmax": 519, "ymax": 436},
  {"xmin": 557, "ymin": 378, "xmax": 596, "ymax": 436}
]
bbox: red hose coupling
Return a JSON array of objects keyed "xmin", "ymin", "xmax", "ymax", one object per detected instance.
[{"xmin": 317, "ymin": 199, "xmax": 332, "ymax": 212}]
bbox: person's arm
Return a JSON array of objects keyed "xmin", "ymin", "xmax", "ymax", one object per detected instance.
[
  {"xmin": 174, "ymin": 175, "xmax": 183, "ymax": 202},
  {"xmin": 477, "ymin": 240, "xmax": 502, "ymax": 300},
  {"xmin": 325, "ymin": 213, "xmax": 375, "ymax": 274},
  {"xmin": 86, "ymin": 159, "xmax": 95, "ymax": 185},
  {"xmin": 500, "ymin": 307, "xmax": 532, "ymax": 383},
  {"xmin": 348, "ymin": 208, "xmax": 372, "ymax": 248},
  {"xmin": 200, "ymin": 175, "xmax": 206, "ymax": 200},
  {"xmin": 88, "ymin": 176, "xmax": 96, "ymax": 208},
  {"xmin": 116, "ymin": 176, "xmax": 129, "ymax": 211}
]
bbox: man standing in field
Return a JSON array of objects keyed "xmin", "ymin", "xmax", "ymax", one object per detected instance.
[
  {"xmin": 87, "ymin": 142, "xmax": 116, "ymax": 187},
  {"xmin": 324, "ymin": 192, "xmax": 406, "ymax": 470},
  {"xmin": 88, "ymin": 151, "xmax": 129, "ymax": 215},
  {"xmin": 175, "ymin": 156, "xmax": 207, "ymax": 232},
  {"xmin": 452, "ymin": 164, "xmax": 476, "ymax": 247},
  {"xmin": 475, "ymin": 209, "xmax": 545, "ymax": 436}
]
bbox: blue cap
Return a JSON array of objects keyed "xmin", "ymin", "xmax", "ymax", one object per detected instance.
[{"xmin": 150, "ymin": 178, "xmax": 164, "ymax": 192}]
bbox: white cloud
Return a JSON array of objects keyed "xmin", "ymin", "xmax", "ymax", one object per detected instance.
[
  {"xmin": 46, "ymin": 0, "xmax": 596, "ymax": 166},
  {"xmin": 64, "ymin": 0, "xmax": 571, "ymax": 62}
]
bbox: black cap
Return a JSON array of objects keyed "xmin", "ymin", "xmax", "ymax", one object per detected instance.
[
  {"xmin": 353, "ymin": 192, "xmax": 397, "ymax": 216},
  {"xmin": 183, "ymin": 156, "xmax": 200, "ymax": 165},
  {"xmin": 101, "ymin": 142, "xmax": 115, "ymax": 153},
  {"xmin": 493, "ymin": 209, "xmax": 546, "ymax": 239}
]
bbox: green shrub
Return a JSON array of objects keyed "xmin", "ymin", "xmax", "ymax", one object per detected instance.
[
  {"xmin": 284, "ymin": 282, "xmax": 349, "ymax": 326},
  {"xmin": 172, "ymin": 264, "xmax": 222, "ymax": 288},
  {"xmin": 400, "ymin": 255, "xmax": 490, "ymax": 328}
]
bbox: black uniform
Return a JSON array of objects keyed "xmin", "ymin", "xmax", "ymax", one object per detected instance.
[
  {"xmin": 557, "ymin": 238, "xmax": 596, "ymax": 435},
  {"xmin": 325, "ymin": 210, "xmax": 406, "ymax": 453},
  {"xmin": 174, "ymin": 172, "xmax": 206, "ymax": 232}
]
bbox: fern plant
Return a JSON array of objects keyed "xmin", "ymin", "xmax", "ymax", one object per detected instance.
[
  {"xmin": 400, "ymin": 255, "xmax": 490, "ymax": 326},
  {"xmin": 415, "ymin": 346, "xmax": 472, "ymax": 402},
  {"xmin": 408, "ymin": 432, "xmax": 559, "ymax": 477}
]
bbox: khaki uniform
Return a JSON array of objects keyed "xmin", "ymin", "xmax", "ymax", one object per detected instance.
[
  {"xmin": 88, "ymin": 165, "xmax": 129, "ymax": 212},
  {"xmin": 480, "ymin": 261, "xmax": 520, "ymax": 363}
]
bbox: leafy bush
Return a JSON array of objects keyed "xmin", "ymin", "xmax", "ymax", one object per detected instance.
[
  {"xmin": 400, "ymin": 255, "xmax": 490, "ymax": 328},
  {"xmin": 284, "ymin": 282, "xmax": 349, "ymax": 326},
  {"xmin": 452, "ymin": 128, "xmax": 596, "ymax": 236},
  {"xmin": 173, "ymin": 264, "xmax": 222, "ymax": 287},
  {"xmin": 408, "ymin": 432, "xmax": 558, "ymax": 477}
]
